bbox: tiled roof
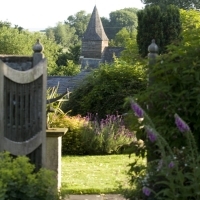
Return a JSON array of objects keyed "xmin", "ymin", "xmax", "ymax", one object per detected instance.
[
  {"xmin": 47, "ymin": 71, "xmax": 90, "ymax": 94},
  {"xmin": 101, "ymin": 47, "xmax": 125, "ymax": 63},
  {"xmin": 82, "ymin": 6, "xmax": 109, "ymax": 41}
]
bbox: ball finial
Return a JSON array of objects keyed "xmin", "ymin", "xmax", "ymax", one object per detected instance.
[
  {"xmin": 32, "ymin": 39, "xmax": 44, "ymax": 53},
  {"xmin": 148, "ymin": 39, "xmax": 158, "ymax": 53}
]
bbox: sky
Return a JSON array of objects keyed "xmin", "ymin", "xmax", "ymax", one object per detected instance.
[{"xmin": 0, "ymin": 0, "xmax": 145, "ymax": 31}]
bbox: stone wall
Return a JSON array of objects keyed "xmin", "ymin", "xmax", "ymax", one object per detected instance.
[
  {"xmin": 81, "ymin": 40, "xmax": 108, "ymax": 59},
  {"xmin": 80, "ymin": 58, "xmax": 101, "ymax": 69},
  {"xmin": 0, "ymin": 56, "xmax": 33, "ymax": 70}
]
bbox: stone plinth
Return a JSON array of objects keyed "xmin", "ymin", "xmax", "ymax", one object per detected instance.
[{"xmin": 46, "ymin": 128, "xmax": 68, "ymax": 190}]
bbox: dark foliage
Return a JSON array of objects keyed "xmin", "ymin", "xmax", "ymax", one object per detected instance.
[
  {"xmin": 62, "ymin": 60, "xmax": 146, "ymax": 119},
  {"xmin": 137, "ymin": 5, "xmax": 181, "ymax": 57}
]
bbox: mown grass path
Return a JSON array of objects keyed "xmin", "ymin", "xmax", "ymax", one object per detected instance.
[{"xmin": 61, "ymin": 154, "xmax": 139, "ymax": 195}]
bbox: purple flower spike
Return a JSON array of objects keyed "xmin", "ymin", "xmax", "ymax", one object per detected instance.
[
  {"xmin": 145, "ymin": 126, "xmax": 157, "ymax": 142},
  {"xmin": 142, "ymin": 187, "xmax": 151, "ymax": 196},
  {"xmin": 174, "ymin": 114, "xmax": 190, "ymax": 133},
  {"xmin": 168, "ymin": 161, "xmax": 175, "ymax": 168},
  {"xmin": 131, "ymin": 101, "xmax": 144, "ymax": 118}
]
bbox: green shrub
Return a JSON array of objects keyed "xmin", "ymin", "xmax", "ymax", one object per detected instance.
[
  {"xmin": 134, "ymin": 9, "xmax": 200, "ymax": 152},
  {"xmin": 52, "ymin": 61, "xmax": 81, "ymax": 76},
  {"xmin": 49, "ymin": 113, "xmax": 86, "ymax": 155},
  {"xmin": 0, "ymin": 151, "xmax": 59, "ymax": 200},
  {"xmin": 63, "ymin": 58, "xmax": 146, "ymax": 119}
]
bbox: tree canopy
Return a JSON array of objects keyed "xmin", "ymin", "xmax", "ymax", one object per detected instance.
[
  {"xmin": 102, "ymin": 8, "xmax": 138, "ymax": 40},
  {"xmin": 65, "ymin": 10, "xmax": 91, "ymax": 40},
  {"xmin": 141, "ymin": 0, "xmax": 200, "ymax": 10},
  {"xmin": 0, "ymin": 25, "xmax": 60, "ymax": 75},
  {"xmin": 45, "ymin": 22, "xmax": 78, "ymax": 48}
]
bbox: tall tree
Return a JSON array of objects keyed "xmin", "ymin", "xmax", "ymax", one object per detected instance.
[
  {"xmin": 137, "ymin": 5, "xmax": 181, "ymax": 57},
  {"xmin": 0, "ymin": 26, "xmax": 60, "ymax": 74},
  {"xmin": 45, "ymin": 22, "xmax": 78, "ymax": 48},
  {"xmin": 102, "ymin": 8, "xmax": 138, "ymax": 40},
  {"xmin": 0, "ymin": 20, "xmax": 11, "ymax": 28},
  {"xmin": 141, "ymin": 0, "xmax": 200, "ymax": 10},
  {"xmin": 111, "ymin": 27, "xmax": 136, "ymax": 47},
  {"xmin": 65, "ymin": 11, "xmax": 90, "ymax": 40}
]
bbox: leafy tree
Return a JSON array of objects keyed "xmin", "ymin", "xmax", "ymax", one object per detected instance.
[
  {"xmin": 102, "ymin": 8, "xmax": 138, "ymax": 40},
  {"xmin": 55, "ymin": 44, "xmax": 80, "ymax": 68},
  {"xmin": 137, "ymin": 5, "xmax": 181, "ymax": 57},
  {"xmin": 0, "ymin": 26, "xmax": 60, "ymax": 74},
  {"xmin": 66, "ymin": 44, "xmax": 81, "ymax": 64},
  {"xmin": 65, "ymin": 10, "xmax": 91, "ymax": 40},
  {"xmin": 0, "ymin": 20, "xmax": 11, "ymax": 28},
  {"xmin": 51, "ymin": 61, "xmax": 81, "ymax": 76},
  {"xmin": 53, "ymin": 44, "xmax": 81, "ymax": 76},
  {"xmin": 120, "ymin": 31, "xmax": 146, "ymax": 65},
  {"xmin": 111, "ymin": 28, "xmax": 136, "ymax": 47},
  {"xmin": 45, "ymin": 28, "xmax": 55, "ymax": 41},
  {"xmin": 45, "ymin": 22, "xmax": 78, "ymax": 47},
  {"xmin": 141, "ymin": 0, "xmax": 200, "ymax": 10}
]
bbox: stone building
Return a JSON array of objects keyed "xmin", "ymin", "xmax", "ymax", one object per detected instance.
[
  {"xmin": 81, "ymin": 6, "xmax": 109, "ymax": 59},
  {"xmin": 48, "ymin": 5, "xmax": 124, "ymax": 93},
  {"xmin": 80, "ymin": 5, "xmax": 124, "ymax": 69}
]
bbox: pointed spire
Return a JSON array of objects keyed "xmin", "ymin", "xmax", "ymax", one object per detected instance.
[{"xmin": 83, "ymin": 6, "xmax": 109, "ymax": 41}]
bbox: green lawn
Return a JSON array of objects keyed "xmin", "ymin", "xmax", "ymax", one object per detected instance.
[{"xmin": 61, "ymin": 154, "xmax": 144, "ymax": 195}]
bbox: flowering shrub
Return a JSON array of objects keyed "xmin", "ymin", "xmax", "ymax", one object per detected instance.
[
  {"xmin": 49, "ymin": 112, "xmax": 136, "ymax": 155},
  {"xmin": 80, "ymin": 113, "xmax": 136, "ymax": 155},
  {"xmin": 136, "ymin": 9, "xmax": 200, "ymax": 154},
  {"xmin": 124, "ymin": 99, "xmax": 200, "ymax": 200}
]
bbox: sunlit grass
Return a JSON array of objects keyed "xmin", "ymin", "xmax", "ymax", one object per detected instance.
[{"xmin": 61, "ymin": 154, "xmax": 144, "ymax": 195}]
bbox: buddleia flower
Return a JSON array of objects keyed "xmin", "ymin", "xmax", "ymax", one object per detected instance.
[
  {"xmin": 131, "ymin": 101, "xmax": 144, "ymax": 118},
  {"xmin": 145, "ymin": 126, "xmax": 157, "ymax": 142},
  {"xmin": 142, "ymin": 186, "xmax": 151, "ymax": 196},
  {"xmin": 174, "ymin": 114, "xmax": 190, "ymax": 133}
]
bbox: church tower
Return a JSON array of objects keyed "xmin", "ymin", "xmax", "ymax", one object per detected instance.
[{"xmin": 81, "ymin": 6, "xmax": 109, "ymax": 59}]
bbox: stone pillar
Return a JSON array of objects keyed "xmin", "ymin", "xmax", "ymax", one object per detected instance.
[
  {"xmin": 148, "ymin": 39, "xmax": 158, "ymax": 85},
  {"xmin": 46, "ymin": 128, "xmax": 68, "ymax": 190},
  {"xmin": 146, "ymin": 40, "xmax": 159, "ymax": 164},
  {"xmin": 33, "ymin": 39, "xmax": 44, "ymax": 66},
  {"xmin": 32, "ymin": 39, "xmax": 47, "ymax": 168}
]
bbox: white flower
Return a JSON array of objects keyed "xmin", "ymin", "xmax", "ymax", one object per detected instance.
[{"xmin": 138, "ymin": 118, "xmax": 144, "ymax": 123}]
